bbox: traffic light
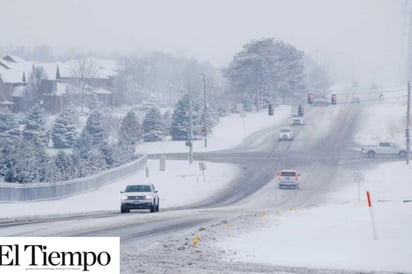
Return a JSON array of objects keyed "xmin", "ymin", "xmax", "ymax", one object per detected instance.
[
  {"xmin": 331, "ymin": 94, "xmax": 337, "ymax": 105},
  {"xmin": 307, "ymin": 94, "xmax": 313, "ymax": 104}
]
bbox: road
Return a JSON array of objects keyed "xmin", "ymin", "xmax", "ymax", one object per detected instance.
[{"xmin": 0, "ymin": 104, "xmax": 392, "ymax": 273}]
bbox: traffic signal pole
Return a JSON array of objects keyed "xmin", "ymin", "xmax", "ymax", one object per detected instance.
[
  {"xmin": 407, "ymin": 81, "xmax": 411, "ymax": 164},
  {"xmin": 189, "ymin": 91, "xmax": 193, "ymax": 164},
  {"xmin": 203, "ymin": 74, "xmax": 207, "ymax": 148}
]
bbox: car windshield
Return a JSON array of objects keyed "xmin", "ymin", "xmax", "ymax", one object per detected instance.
[
  {"xmin": 125, "ymin": 185, "xmax": 151, "ymax": 192},
  {"xmin": 281, "ymin": 171, "xmax": 296, "ymax": 176},
  {"xmin": 280, "ymin": 129, "xmax": 290, "ymax": 133}
]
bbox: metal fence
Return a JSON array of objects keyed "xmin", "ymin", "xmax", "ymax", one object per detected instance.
[{"xmin": 0, "ymin": 155, "xmax": 147, "ymax": 202}]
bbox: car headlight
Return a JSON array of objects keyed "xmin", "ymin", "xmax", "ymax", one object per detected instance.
[
  {"xmin": 121, "ymin": 196, "xmax": 128, "ymax": 200},
  {"xmin": 145, "ymin": 195, "xmax": 152, "ymax": 199}
]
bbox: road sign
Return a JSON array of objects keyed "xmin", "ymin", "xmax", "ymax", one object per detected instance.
[{"xmin": 353, "ymin": 172, "xmax": 364, "ymax": 182}]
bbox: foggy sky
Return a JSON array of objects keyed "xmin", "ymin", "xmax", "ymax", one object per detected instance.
[{"xmin": 0, "ymin": 0, "xmax": 407, "ymax": 84}]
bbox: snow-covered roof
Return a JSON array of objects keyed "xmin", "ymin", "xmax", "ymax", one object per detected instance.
[
  {"xmin": 0, "ymin": 55, "xmax": 118, "ymax": 84},
  {"xmin": 91, "ymin": 87, "xmax": 112, "ymax": 95},
  {"xmin": 3, "ymin": 55, "xmax": 26, "ymax": 63},
  {"xmin": 12, "ymin": 86, "xmax": 26, "ymax": 97},
  {"xmin": 0, "ymin": 100, "xmax": 14, "ymax": 105}
]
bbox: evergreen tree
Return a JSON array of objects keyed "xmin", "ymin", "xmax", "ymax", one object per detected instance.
[
  {"xmin": 0, "ymin": 112, "xmax": 21, "ymax": 140},
  {"xmin": 84, "ymin": 110, "xmax": 105, "ymax": 146},
  {"xmin": 224, "ymin": 38, "xmax": 305, "ymax": 108},
  {"xmin": 119, "ymin": 110, "xmax": 141, "ymax": 145},
  {"xmin": 53, "ymin": 151, "xmax": 74, "ymax": 181},
  {"xmin": 142, "ymin": 106, "xmax": 165, "ymax": 142},
  {"xmin": 73, "ymin": 129, "xmax": 105, "ymax": 177},
  {"xmin": 101, "ymin": 143, "xmax": 115, "ymax": 168},
  {"xmin": 170, "ymin": 94, "xmax": 200, "ymax": 141},
  {"xmin": 51, "ymin": 110, "xmax": 78, "ymax": 148},
  {"xmin": 73, "ymin": 130, "xmax": 95, "ymax": 165},
  {"xmin": 2, "ymin": 138, "xmax": 50, "ymax": 183},
  {"xmin": 113, "ymin": 143, "xmax": 135, "ymax": 165},
  {"xmin": 23, "ymin": 105, "xmax": 48, "ymax": 146}
]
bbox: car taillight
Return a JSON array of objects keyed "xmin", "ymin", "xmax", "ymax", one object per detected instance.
[{"xmin": 277, "ymin": 172, "xmax": 281, "ymax": 180}]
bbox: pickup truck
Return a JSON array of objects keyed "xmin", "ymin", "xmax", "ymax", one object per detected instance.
[{"xmin": 361, "ymin": 142, "xmax": 407, "ymax": 158}]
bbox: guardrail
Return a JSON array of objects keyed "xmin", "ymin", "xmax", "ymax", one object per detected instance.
[{"xmin": 0, "ymin": 155, "xmax": 147, "ymax": 202}]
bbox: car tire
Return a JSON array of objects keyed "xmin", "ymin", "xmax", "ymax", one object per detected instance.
[
  {"xmin": 399, "ymin": 150, "xmax": 407, "ymax": 158},
  {"xmin": 367, "ymin": 150, "xmax": 375, "ymax": 158},
  {"xmin": 121, "ymin": 205, "xmax": 129, "ymax": 213},
  {"xmin": 156, "ymin": 201, "xmax": 160, "ymax": 212},
  {"xmin": 150, "ymin": 204, "xmax": 155, "ymax": 213}
]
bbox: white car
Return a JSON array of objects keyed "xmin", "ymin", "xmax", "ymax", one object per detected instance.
[
  {"xmin": 361, "ymin": 142, "xmax": 407, "ymax": 158},
  {"xmin": 120, "ymin": 184, "xmax": 159, "ymax": 213},
  {"xmin": 277, "ymin": 169, "xmax": 300, "ymax": 189},
  {"xmin": 312, "ymin": 97, "xmax": 328, "ymax": 106},
  {"xmin": 278, "ymin": 127, "xmax": 293, "ymax": 141},
  {"xmin": 290, "ymin": 117, "xmax": 304, "ymax": 126}
]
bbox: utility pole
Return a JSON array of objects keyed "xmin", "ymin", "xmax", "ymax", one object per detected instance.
[
  {"xmin": 188, "ymin": 91, "xmax": 193, "ymax": 164},
  {"xmin": 407, "ymin": 81, "xmax": 411, "ymax": 164},
  {"xmin": 203, "ymin": 74, "xmax": 207, "ymax": 148}
]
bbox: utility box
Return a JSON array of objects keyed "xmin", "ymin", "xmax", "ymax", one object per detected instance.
[
  {"xmin": 268, "ymin": 104, "xmax": 274, "ymax": 115},
  {"xmin": 159, "ymin": 154, "xmax": 166, "ymax": 171}
]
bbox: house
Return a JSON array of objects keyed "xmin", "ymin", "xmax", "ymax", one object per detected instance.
[
  {"xmin": 0, "ymin": 55, "xmax": 117, "ymax": 113},
  {"xmin": 0, "ymin": 76, "xmax": 14, "ymax": 112}
]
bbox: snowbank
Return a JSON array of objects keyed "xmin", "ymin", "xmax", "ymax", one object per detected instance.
[
  {"xmin": 218, "ymin": 161, "xmax": 412, "ymax": 272},
  {"xmin": 0, "ymin": 160, "xmax": 239, "ymax": 219},
  {"xmin": 135, "ymin": 106, "xmax": 290, "ymax": 154}
]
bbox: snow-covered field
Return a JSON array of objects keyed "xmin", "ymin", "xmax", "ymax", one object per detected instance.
[
  {"xmin": 0, "ymin": 160, "xmax": 239, "ymax": 219},
  {"xmin": 135, "ymin": 105, "xmax": 290, "ymax": 154},
  {"xmin": 216, "ymin": 161, "xmax": 412, "ymax": 273},
  {"xmin": 0, "ymin": 107, "xmax": 291, "ymax": 218},
  {"xmin": 212, "ymin": 101, "xmax": 412, "ymax": 273}
]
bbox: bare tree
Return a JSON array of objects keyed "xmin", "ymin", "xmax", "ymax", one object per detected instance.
[
  {"xmin": 71, "ymin": 56, "xmax": 100, "ymax": 114},
  {"xmin": 26, "ymin": 66, "xmax": 48, "ymax": 109}
]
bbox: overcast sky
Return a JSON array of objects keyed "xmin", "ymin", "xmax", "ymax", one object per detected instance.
[{"xmin": 0, "ymin": 0, "xmax": 407, "ymax": 83}]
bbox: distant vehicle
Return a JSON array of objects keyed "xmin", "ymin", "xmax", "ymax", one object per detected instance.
[
  {"xmin": 277, "ymin": 169, "xmax": 300, "ymax": 189},
  {"xmin": 360, "ymin": 142, "xmax": 407, "ymax": 158},
  {"xmin": 312, "ymin": 97, "xmax": 328, "ymax": 106},
  {"xmin": 278, "ymin": 127, "xmax": 293, "ymax": 141},
  {"xmin": 291, "ymin": 117, "xmax": 304, "ymax": 126},
  {"xmin": 351, "ymin": 97, "xmax": 360, "ymax": 104},
  {"xmin": 291, "ymin": 105, "xmax": 304, "ymax": 117},
  {"xmin": 120, "ymin": 184, "xmax": 159, "ymax": 213}
]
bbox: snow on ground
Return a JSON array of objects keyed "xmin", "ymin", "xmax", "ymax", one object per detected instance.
[
  {"xmin": 2, "ymin": 101, "xmax": 412, "ymax": 273},
  {"xmin": 1, "ymin": 107, "xmax": 289, "ymax": 219},
  {"xmin": 354, "ymin": 101, "xmax": 406, "ymax": 145},
  {"xmin": 134, "ymin": 105, "xmax": 290, "ymax": 154},
  {"xmin": 213, "ymin": 102, "xmax": 412, "ymax": 273},
  {"xmin": 216, "ymin": 162, "xmax": 412, "ymax": 273},
  {"xmin": 0, "ymin": 160, "xmax": 239, "ymax": 219}
]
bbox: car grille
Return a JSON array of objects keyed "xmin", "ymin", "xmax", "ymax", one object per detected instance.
[{"xmin": 127, "ymin": 196, "xmax": 146, "ymax": 200}]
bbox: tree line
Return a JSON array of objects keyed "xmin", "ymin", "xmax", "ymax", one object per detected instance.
[{"xmin": 0, "ymin": 37, "xmax": 329, "ymax": 184}]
